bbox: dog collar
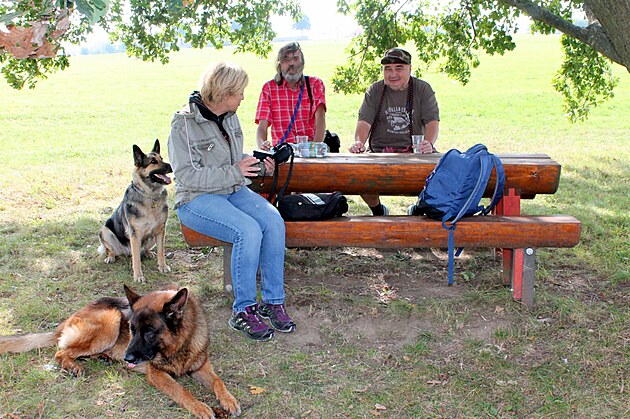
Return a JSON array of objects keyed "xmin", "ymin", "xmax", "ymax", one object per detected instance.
[{"xmin": 131, "ymin": 183, "xmax": 162, "ymax": 208}]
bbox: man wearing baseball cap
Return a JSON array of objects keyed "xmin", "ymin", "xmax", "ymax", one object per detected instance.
[{"xmin": 349, "ymin": 47, "xmax": 440, "ymax": 216}]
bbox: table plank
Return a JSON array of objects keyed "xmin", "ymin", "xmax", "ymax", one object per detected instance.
[{"xmin": 250, "ymin": 153, "xmax": 561, "ymax": 197}]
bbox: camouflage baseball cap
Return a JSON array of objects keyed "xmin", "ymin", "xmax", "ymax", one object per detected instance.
[{"xmin": 381, "ymin": 48, "xmax": 411, "ymax": 65}]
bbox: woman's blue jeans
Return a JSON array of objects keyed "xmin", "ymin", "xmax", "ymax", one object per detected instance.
[{"xmin": 177, "ymin": 187, "xmax": 286, "ymax": 312}]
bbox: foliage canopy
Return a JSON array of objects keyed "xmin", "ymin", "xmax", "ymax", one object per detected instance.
[
  {"xmin": 1, "ymin": 0, "xmax": 629, "ymax": 121},
  {"xmin": 332, "ymin": 0, "xmax": 627, "ymax": 122},
  {"xmin": 0, "ymin": 0, "xmax": 300, "ymax": 88}
]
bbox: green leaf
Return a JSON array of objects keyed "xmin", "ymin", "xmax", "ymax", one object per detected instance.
[
  {"xmin": 75, "ymin": 0, "xmax": 110, "ymax": 24},
  {"xmin": 0, "ymin": 11, "xmax": 24, "ymax": 25}
]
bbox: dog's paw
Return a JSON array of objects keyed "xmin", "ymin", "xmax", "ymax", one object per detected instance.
[
  {"xmin": 61, "ymin": 364, "xmax": 84, "ymax": 377},
  {"xmin": 158, "ymin": 264, "xmax": 171, "ymax": 274},
  {"xmin": 134, "ymin": 275, "xmax": 146, "ymax": 283},
  {"xmin": 190, "ymin": 401, "xmax": 215, "ymax": 419},
  {"xmin": 104, "ymin": 255, "xmax": 115, "ymax": 264},
  {"xmin": 219, "ymin": 395, "xmax": 241, "ymax": 417},
  {"xmin": 142, "ymin": 251, "xmax": 156, "ymax": 260}
]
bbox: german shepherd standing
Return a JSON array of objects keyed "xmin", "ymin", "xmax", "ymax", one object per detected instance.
[
  {"xmin": 98, "ymin": 139, "xmax": 173, "ymax": 283},
  {"xmin": 0, "ymin": 285, "xmax": 241, "ymax": 418}
]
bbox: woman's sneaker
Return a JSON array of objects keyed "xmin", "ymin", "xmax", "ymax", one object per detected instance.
[
  {"xmin": 256, "ymin": 302, "xmax": 296, "ymax": 333},
  {"xmin": 228, "ymin": 305, "xmax": 274, "ymax": 341}
]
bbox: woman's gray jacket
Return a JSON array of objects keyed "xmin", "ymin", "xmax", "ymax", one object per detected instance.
[{"xmin": 168, "ymin": 102, "xmax": 251, "ymax": 209}]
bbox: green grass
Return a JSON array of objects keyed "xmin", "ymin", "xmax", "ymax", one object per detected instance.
[{"xmin": 1, "ymin": 35, "xmax": 629, "ymax": 417}]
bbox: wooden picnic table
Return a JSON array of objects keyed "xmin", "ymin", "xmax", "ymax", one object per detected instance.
[{"xmin": 180, "ymin": 152, "xmax": 580, "ymax": 309}]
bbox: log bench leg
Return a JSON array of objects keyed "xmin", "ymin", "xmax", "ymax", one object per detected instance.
[
  {"xmin": 494, "ymin": 189, "xmax": 537, "ymax": 308},
  {"xmin": 509, "ymin": 247, "xmax": 536, "ymax": 309},
  {"xmin": 520, "ymin": 248, "xmax": 536, "ymax": 309},
  {"xmin": 223, "ymin": 245, "xmax": 234, "ymax": 293},
  {"xmin": 503, "ymin": 249, "xmax": 521, "ymax": 287},
  {"xmin": 511, "ymin": 249, "xmax": 524, "ymax": 300},
  {"xmin": 495, "ymin": 188, "xmax": 522, "ymax": 286}
]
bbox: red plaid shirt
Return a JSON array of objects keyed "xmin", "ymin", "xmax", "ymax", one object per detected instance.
[{"xmin": 255, "ymin": 76, "xmax": 326, "ymax": 145}]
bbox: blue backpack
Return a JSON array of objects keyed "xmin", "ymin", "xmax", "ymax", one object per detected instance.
[{"xmin": 411, "ymin": 144, "xmax": 506, "ymax": 285}]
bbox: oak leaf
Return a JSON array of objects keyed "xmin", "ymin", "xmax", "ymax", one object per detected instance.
[{"xmin": 249, "ymin": 386, "xmax": 266, "ymax": 395}]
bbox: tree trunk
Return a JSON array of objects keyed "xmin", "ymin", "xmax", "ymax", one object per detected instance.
[{"xmin": 585, "ymin": 0, "xmax": 630, "ymax": 71}]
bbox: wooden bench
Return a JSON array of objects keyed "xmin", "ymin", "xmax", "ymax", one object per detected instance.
[{"xmin": 179, "ymin": 153, "xmax": 581, "ymax": 309}]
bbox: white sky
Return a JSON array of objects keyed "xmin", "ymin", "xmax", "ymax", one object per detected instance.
[
  {"xmin": 272, "ymin": 0, "xmax": 359, "ymax": 40},
  {"xmin": 68, "ymin": 0, "xmax": 357, "ymax": 52},
  {"xmin": 71, "ymin": 0, "xmax": 536, "ymax": 51}
]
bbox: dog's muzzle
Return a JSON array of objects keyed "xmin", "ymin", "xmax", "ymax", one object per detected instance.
[
  {"xmin": 151, "ymin": 173, "xmax": 172, "ymax": 185},
  {"xmin": 150, "ymin": 164, "xmax": 173, "ymax": 185}
]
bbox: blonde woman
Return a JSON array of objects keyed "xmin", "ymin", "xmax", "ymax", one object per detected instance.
[{"xmin": 168, "ymin": 62, "xmax": 295, "ymax": 341}]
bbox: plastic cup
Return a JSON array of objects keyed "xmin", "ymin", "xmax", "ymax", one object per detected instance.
[
  {"xmin": 412, "ymin": 135, "xmax": 424, "ymax": 154},
  {"xmin": 295, "ymin": 135, "xmax": 309, "ymax": 144}
]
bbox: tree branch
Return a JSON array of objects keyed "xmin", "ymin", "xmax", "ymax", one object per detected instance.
[{"xmin": 500, "ymin": 0, "xmax": 623, "ymax": 66}]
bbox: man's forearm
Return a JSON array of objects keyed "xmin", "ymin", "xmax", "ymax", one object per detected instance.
[
  {"xmin": 349, "ymin": 120, "xmax": 371, "ymax": 152},
  {"xmin": 314, "ymin": 106, "xmax": 326, "ymax": 142},
  {"xmin": 424, "ymin": 120, "xmax": 439, "ymax": 144},
  {"xmin": 256, "ymin": 121, "xmax": 269, "ymax": 148}
]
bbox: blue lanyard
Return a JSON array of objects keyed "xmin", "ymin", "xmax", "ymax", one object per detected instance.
[{"xmin": 279, "ymin": 80, "xmax": 305, "ymax": 144}]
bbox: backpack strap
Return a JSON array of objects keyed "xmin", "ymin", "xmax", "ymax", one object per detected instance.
[
  {"xmin": 446, "ymin": 228, "xmax": 456, "ymax": 285},
  {"xmin": 482, "ymin": 154, "xmax": 505, "ymax": 215},
  {"xmin": 367, "ymin": 82, "xmax": 387, "ymax": 152},
  {"xmin": 267, "ymin": 146, "xmax": 295, "ymax": 205},
  {"xmin": 466, "ymin": 143, "xmax": 488, "ymax": 154},
  {"xmin": 406, "ymin": 77, "xmax": 414, "ymax": 139},
  {"xmin": 279, "ymin": 80, "xmax": 305, "ymax": 144},
  {"xmin": 305, "ymin": 75, "xmax": 313, "ymax": 113}
]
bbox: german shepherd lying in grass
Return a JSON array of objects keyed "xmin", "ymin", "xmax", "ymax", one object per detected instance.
[
  {"xmin": 0, "ymin": 285, "xmax": 241, "ymax": 418},
  {"xmin": 98, "ymin": 139, "xmax": 173, "ymax": 283}
]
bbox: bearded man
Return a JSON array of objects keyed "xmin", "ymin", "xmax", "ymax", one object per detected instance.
[{"xmin": 255, "ymin": 42, "xmax": 327, "ymax": 149}]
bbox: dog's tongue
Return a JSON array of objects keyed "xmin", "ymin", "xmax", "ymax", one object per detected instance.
[
  {"xmin": 155, "ymin": 174, "xmax": 172, "ymax": 185},
  {"xmin": 126, "ymin": 362, "xmax": 137, "ymax": 369}
]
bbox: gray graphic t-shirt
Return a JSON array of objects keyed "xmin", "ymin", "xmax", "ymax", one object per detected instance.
[{"xmin": 358, "ymin": 78, "xmax": 439, "ymax": 152}]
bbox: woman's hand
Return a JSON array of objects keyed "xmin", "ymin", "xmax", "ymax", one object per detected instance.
[
  {"xmin": 238, "ymin": 156, "xmax": 262, "ymax": 178},
  {"xmin": 263, "ymin": 157, "xmax": 275, "ymax": 175}
]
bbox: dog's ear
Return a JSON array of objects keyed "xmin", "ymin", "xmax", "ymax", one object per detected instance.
[
  {"xmin": 124, "ymin": 285, "xmax": 142, "ymax": 307},
  {"xmin": 163, "ymin": 288, "xmax": 188, "ymax": 324},
  {"xmin": 132, "ymin": 145, "xmax": 145, "ymax": 167},
  {"xmin": 152, "ymin": 139, "xmax": 160, "ymax": 154}
]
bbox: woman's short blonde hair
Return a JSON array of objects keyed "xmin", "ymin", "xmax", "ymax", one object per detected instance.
[{"xmin": 200, "ymin": 61, "xmax": 249, "ymax": 104}]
